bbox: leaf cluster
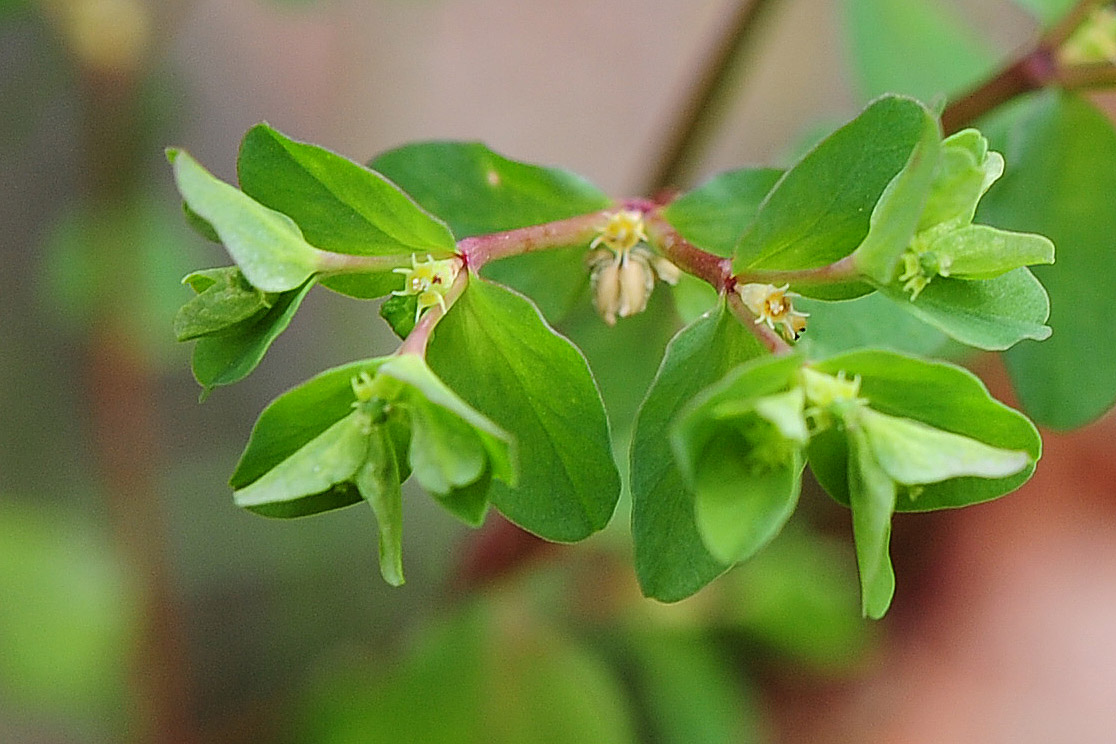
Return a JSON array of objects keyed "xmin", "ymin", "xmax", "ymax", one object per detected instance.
[{"xmin": 164, "ymin": 90, "xmax": 1109, "ymax": 617}]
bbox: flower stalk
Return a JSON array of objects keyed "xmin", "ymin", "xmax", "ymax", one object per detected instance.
[{"xmin": 397, "ymin": 267, "xmax": 470, "ymax": 357}]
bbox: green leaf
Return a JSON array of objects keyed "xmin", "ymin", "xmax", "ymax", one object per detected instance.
[
  {"xmin": 662, "ymin": 167, "xmax": 783, "ymax": 257},
  {"xmin": 734, "ymin": 96, "xmax": 938, "ymax": 299},
  {"xmin": 847, "ymin": 428, "xmax": 897, "ymax": 620},
  {"xmin": 621, "ymin": 631, "xmax": 761, "ymax": 744},
  {"xmin": 167, "ymin": 148, "xmax": 324, "ymax": 292},
  {"xmin": 796, "ymin": 293, "xmax": 950, "ymax": 359},
  {"xmin": 377, "ymin": 355, "xmax": 514, "ymax": 507},
  {"xmin": 229, "ymin": 354, "xmax": 508, "ymax": 526},
  {"xmin": 979, "ymin": 91, "xmax": 1116, "ymax": 428},
  {"xmin": 231, "ymin": 359, "xmax": 391, "ymax": 489},
  {"xmin": 191, "ymin": 277, "xmax": 316, "ymax": 393},
  {"xmin": 355, "ymin": 434, "xmax": 405, "ymax": 586},
  {"xmin": 843, "ymin": 0, "xmax": 995, "ymax": 103},
  {"xmin": 370, "ymin": 141, "xmax": 611, "ymax": 238},
  {"xmin": 852, "ymin": 116, "xmax": 941, "ymax": 283},
  {"xmin": 918, "ymin": 129, "xmax": 1004, "ymax": 231},
  {"xmin": 426, "ymin": 276, "xmax": 620, "ymax": 541},
  {"xmin": 371, "ymin": 141, "xmax": 612, "ymax": 321},
  {"xmin": 234, "ymin": 412, "xmax": 370, "ymax": 517},
  {"xmin": 630, "ymin": 301, "xmax": 766, "ymax": 601},
  {"xmin": 434, "ymin": 470, "xmax": 494, "ymax": 529},
  {"xmin": 671, "ymin": 359, "xmax": 807, "ymax": 564},
  {"xmin": 691, "ymin": 447, "xmax": 804, "ymax": 565},
  {"xmin": 173, "ymin": 266, "xmax": 273, "ymax": 341},
  {"xmin": 929, "ymin": 224, "xmax": 1054, "ymax": 278},
  {"xmin": 183, "ymin": 201, "xmax": 220, "ymax": 242},
  {"xmin": 672, "ymin": 356, "xmax": 807, "ymax": 481},
  {"xmin": 378, "ymin": 293, "xmax": 418, "ymax": 339},
  {"xmin": 858, "ymin": 407, "xmax": 1030, "ymax": 484},
  {"xmin": 875, "ymin": 267, "xmax": 1051, "ymax": 350},
  {"xmin": 237, "ymin": 124, "xmax": 456, "ymax": 299},
  {"xmin": 808, "ymin": 350, "xmax": 1041, "ymax": 511}
]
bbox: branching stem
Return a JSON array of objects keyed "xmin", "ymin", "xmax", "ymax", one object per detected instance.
[{"xmin": 397, "ymin": 267, "xmax": 470, "ymax": 357}]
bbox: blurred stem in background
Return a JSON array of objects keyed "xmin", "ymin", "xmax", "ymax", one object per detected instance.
[{"xmin": 39, "ymin": 0, "xmax": 201, "ymax": 741}]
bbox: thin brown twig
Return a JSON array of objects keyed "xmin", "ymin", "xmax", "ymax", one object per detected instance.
[
  {"xmin": 642, "ymin": 0, "xmax": 779, "ymax": 194},
  {"xmin": 940, "ymin": 0, "xmax": 1112, "ymax": 134}
]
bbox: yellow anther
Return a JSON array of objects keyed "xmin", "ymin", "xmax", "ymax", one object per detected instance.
[
  {"xmin": 590, "ymin": 210, "xmax": 648, "ymax": 253},
  {"xmin": 735, "ymin": 283, "xmax": 809, "ymax": 341},
  {"xmin": 392, "ymin": 255, "xmax": 459, "ymax": 321}
]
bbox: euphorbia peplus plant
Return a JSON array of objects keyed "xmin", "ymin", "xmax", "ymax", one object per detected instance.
[{"xmin": 171, "ymin": 94, "xmax": 1063, "ymax": 619}]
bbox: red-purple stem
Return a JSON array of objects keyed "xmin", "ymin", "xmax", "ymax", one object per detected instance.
[
  {"xmin": 642, "ymin": 210, "xmax": 734, "ymax": 291},
  {"xmin": 457, "ymin": 210, "xmax": 613, "ymax": 269},
  {"xmin": 396, "ymin": 266, "xmax": 469, "ymax": 357}
]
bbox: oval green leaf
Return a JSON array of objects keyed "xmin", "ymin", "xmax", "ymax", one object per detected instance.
[
  {"xmin": 630, "ymin": 301, "xmax": 766, "ymax": 601},
  {"xmin": 237, "ymin": 124, "xmax": 456, "ymax": 299},
  {"xmin": 979, "ymin": 91, "xmax": 1116, "ymax": 428},
  {"xmin": 733, "ymin": 95, "xmax": 938, "ymax": 292},
  {"xmin": 167, "ymin": 148, "xmax": 323, "ymax": 292},
  {"xmin": 426, "ymin": 276, "xmax": 620, "ymax": 541},
  {"xmin": 807, "ymin": 349, "xmax": 1041, "ymax": 512},
  {"xmin": 875, "ymin": 267, "xmax": 1051, "ymax": 351}
]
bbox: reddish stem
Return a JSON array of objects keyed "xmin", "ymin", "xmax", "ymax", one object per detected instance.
[
  {"xmin": 642, "ymin": 211, "xmax": 734, "ymax": 291},
  {"xmin": 396, "ymin": 264, "xmax": 469, "ymax": 357},
  {"xmin": 457, "ymin": 210, "xmax": 613, "ymax": 269}
]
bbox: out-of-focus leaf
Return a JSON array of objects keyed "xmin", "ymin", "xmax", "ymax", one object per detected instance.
[
  {"xmin": 40, "ymin": 194, "xmax": 199, "ymax": 366},
  {"xmin": 979, "ymin": 90, "xmax": 1116, "ymax": 428},
  {"xmin": 0, "ymin": 502, "xmax": 136, "ymax": 717},
  {"xmin": 662, "ymin": 167, "xmax": 782, "ymax": 257},
  {"xmin": 1011, "ymin": 0, "xmax": 1076, "ymax": 25},
  {"xmin": 720, "ymin": 527, "xmax": 872, "ymax": 670},
  {"xmin": 295, "ymin": 604, "xmax": 637, "ymax": 744},
  {"xmin": 843, "ymin": 0, "xmax": 996, "ymax": 103},
  {"xmin": 622, "ymin": 630, "xmax": 763, "ymax": 744}
]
